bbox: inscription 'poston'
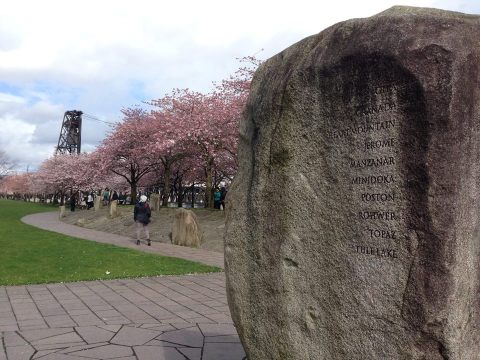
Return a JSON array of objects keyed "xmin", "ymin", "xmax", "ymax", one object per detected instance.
[{"xmin": 361, "ymin": 192, "xmax": 395, "ymax": 202}]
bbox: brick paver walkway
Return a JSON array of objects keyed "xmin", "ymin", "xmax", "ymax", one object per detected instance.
[{"xmin": 0, "ymin": 212, "xmax": 245, "ymax": 359}]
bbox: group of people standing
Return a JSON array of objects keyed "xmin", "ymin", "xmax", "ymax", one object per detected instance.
[
  {"xmin": 102, "ymin": 188, "xmax": 121, "ymax": 206},
  {"xmin": 69, "ymin": 189, "xmax": 122, "ymax": 212},
  {"xmin": 69, "ymin": 191, "xmax": 95, "ymax": 212}
]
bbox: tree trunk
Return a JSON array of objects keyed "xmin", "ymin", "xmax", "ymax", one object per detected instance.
[
  {"xmin": 131, "ymin": 182, "xmax": 137, "ymax": 204},
  {"xmin": 161, "ymin": 165, "xmax": 171, "ymax": 206},
  {"xmin": 205, "ymin": 158, "xmax": 214, "ymax": 208},
  {"xmin": 177, "ymin": 177, "xmax": 183, "ymax": 208},
  {"xmin": 191, "ymin": 183, "xmax": 195, "ymax": 208},
  {"xmin": 59, "ymin": 190, "xmax": 65, "ymax": 206}
]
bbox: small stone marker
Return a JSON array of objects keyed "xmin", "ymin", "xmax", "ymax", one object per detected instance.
[
  {"xmin": 172, "ymin": 208, "xmax": 202, "ymax": 247},
  {"xmin": 225, "ymin": 6, "xmax": 480, "ymax": 359},
  {"xmin": 150, "ymin": 194, "xmax": 161, "ymax": 211},
  {"xmin": 94, "ymin": 196, "xmax": 101, "ymax": 211},
  {"xmin": 109, "ymin": 200, "xmax": 118, "ymax": 218},
  {"xmin": 59, "ymin": 205, "xmax": 66, "ymax": 219}
]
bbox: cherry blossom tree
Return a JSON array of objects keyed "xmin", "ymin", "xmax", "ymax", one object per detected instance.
[
  {"xmin": 0, "ymin": 173, "xmax": 32, "ymax": 198},
  {"xmin": 146, "ymin": 57, "xmax": 260, "ymax": 207},
  {"xmin": 148, "ymin": 89, "xmax": 206, "ymax": 205},
  {"xmin": 33, "ymin": 153, "xmax": 95, "ymax": 204},
  {"xmin": 94, "ymin": 108, "xmax": 161, "ymax": 204}
]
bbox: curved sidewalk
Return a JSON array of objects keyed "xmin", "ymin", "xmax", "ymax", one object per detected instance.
[
  {"xmin": 22, "ymin": 212, "xmax": 224, "ymax": 269},
  {"xmin": 0, "ymin": 212, "xmax": 246, "ymax": 359}
]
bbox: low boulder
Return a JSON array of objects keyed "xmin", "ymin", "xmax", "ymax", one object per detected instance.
[
  {"xmin": 75, "ymin": 218, "xmax": 87, "ymax": 227},
  {"xmin": 171, "ymin": 209, "xmax": 202, "ymax": 247}
]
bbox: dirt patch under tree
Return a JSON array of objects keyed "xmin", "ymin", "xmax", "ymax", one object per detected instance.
[{"xmin": 61, "ymin": 205, "xmax": 226, "ymax": 253}]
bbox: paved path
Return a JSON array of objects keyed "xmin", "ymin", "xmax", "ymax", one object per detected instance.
[
  {"xmin": 0, "ymin": 213, "xmax": 245, "ymax": 360},
  {"xmin": 22, "ymin": 212, "xmax": 224, "ymax": 269}
]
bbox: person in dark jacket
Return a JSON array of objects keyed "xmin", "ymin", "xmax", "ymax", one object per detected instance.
[
  {"xmin": 220, "ymin": 186, "xmax": 227, "ymax": 210},
  {"xmin": 134, "ymin": 195, "xmax": 151, "ymax": 245},
  {"xmin": 213, "ymin": 188, "xmax": 221, "ymax": 209},
  {"xmin": 69, "ymin": 193, "xmax": 76, "ymax": 212}
]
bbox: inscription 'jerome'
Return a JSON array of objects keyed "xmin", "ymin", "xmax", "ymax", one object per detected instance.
[{"xmin": 364, "ymin": 137, "xmax": 395, "ymax": 150}]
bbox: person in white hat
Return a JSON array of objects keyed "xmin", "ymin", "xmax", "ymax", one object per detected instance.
[{"xmin": 134, "ymin": 195, "xmax": 151, "ymax": 245}]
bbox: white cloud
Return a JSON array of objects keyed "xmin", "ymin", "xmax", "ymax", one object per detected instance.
[
  {"xmin": 0, "ymin": 92, "xmax": 25, "ymax": 104},
  {"xmin": 0, "ymin": 117, "xmax": 50, "ymax": 170},
  {"xmin": 0, "ymin": 0, "xmax": 478, "ymax": 171}
]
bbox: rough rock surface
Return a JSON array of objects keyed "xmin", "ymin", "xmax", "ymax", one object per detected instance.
[
  {"xmin": 109, "ymin": 200, "xmax": 118, "ymax": 218},
  {"xmin": 172, "ymin": 208, "xmax": 203, "ymax": 247},
  {"xmin": 150, "ymin": 194, "xmax": 161, "ymax": 211},
  {"xmin": 225, "ymin": 6, "xmax": 480, "ymax": 360},
  {"xmin": 94, "ymin": 196, "xmax": 101, "ymax": 211}
]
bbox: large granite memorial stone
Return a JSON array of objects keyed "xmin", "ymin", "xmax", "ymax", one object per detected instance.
[{"xmin": 225, "ymin": 6, "xmax": 480, "ymax": 359}]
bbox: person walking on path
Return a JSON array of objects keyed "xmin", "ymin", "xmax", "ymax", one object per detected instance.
[
  {"xmin": 220, "ymin": 186, "xmax": 227, "ymax": 210},
  {"xmin": 87, "ymin": 192, "xmax": 94, "ymax": 210},
  {"xmin": 69, "ymin": 193, "xmax": 77, "ymax": 212},
  {"xmin": 134, "ymin": 195, "xmax": 151, "ymax": 246}
]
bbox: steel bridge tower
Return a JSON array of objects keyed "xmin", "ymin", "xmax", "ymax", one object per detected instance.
[{"xmin": 56, "ymin": 110, "xmax": 83, "ymax": 154}]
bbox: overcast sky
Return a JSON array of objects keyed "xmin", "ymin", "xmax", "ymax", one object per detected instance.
[{"xmin": 0, "ymin": 0, "xmax": 478, "ymax": 171}]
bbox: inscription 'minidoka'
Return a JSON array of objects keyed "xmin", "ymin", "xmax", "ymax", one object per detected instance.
[
  {"xmin": 350, "ymin": 156, "xmax": 395, "ymax": 168},
  {"xmin": 352, "ymin": 175, "xmax": 395, "ymax": 185},
  {"xmin": 330, "ymin": 119, "xmax": 395, "ymax": 139}
]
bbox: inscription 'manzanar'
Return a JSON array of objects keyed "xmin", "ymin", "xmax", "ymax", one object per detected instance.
[
  {"xmin": 330, "ymin": 119, "xmax": 396, "ymax": 139},
  {"xmin": 350, "ymin": 156, "xmax": 395, "ymax": 168},
  {"xmin": 352, "ymin": 174, "xmax": 395, "ymax": 185}
]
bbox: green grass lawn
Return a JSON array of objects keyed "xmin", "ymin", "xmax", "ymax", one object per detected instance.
[{"xmin": 0, "ymin": 199, "xmax": 221, "ymax": 285}]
